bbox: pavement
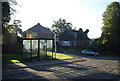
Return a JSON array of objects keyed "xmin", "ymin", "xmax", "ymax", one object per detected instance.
[{"xmin": 2, "ymin": 57, "xmax": 87, "ymax": 71}]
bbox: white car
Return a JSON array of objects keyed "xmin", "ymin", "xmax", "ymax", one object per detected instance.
[{"xmin": 82, "ymin": 49, "xmax": 99, "ymax": 56}]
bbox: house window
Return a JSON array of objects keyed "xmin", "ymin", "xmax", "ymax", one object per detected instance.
[
  {"xmin": 32, "ymin": 33, "xmax": 38, "ymax": 37},
  {"xmin": 63, "ymin": 41, "xmax": 70, "ymax": 46},
  {"xmin": 89, "ymin": 41, "xmax": 92, "ymax": 45}
]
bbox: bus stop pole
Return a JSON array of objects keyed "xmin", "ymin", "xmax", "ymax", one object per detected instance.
[
  {"xmin": 38, "ymin": 39, "xmax": 40, "ymax": 61},
  {"xmin": 30, "ymin": 40, "xmax": 32, "ymax": 61}
]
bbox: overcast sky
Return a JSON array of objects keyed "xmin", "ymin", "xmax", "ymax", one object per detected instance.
[{"xmin": 11, "ymin": 0, "xmax": 120, "ymax": 39}]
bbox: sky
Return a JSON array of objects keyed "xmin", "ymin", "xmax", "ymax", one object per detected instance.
[{"xmin": 11, "ymin": 0, "xmax": 120, "ymax": 39}]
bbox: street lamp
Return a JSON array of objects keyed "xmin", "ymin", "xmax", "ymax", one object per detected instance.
[{"xmin": 53, "ymin": 31, "xmax": 57, "ymax": 59}]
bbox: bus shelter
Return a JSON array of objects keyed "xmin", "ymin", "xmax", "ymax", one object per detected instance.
[{"xmin": 22, "ymin": 38, "xmax": 54, "ymax": 61}]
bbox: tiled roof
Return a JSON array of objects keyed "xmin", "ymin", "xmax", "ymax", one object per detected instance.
[
  {"xmin": 24, "ymin": 23, "xmax": 52, "ymax": 34},
  {"xmin": 59, "ymin": 30, "xmax": 91, "ymax": 41}
]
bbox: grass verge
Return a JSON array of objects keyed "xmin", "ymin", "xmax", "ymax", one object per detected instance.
[
  {"xmin": 47, "ymin": 52, "xmax": 74, "ymax": 60},
  {"xmin": 2, "ymin": 54, "xmax": 23, "ymax": 64},
  {"xmin": 2, "ymin": 52, "xmax": 74, "ymax": 64}
]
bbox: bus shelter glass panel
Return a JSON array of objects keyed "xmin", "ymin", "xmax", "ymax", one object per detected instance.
[
  {"xmin": 47, "ymin": 40, "xmax": 53, "ymax": 51},
  {"xmin": 40, "ymin": 40, "xmax": 47, "ymax": 60},
  {"xmin": 32, "ymin": 40, "xmax": 38, "ymax": 56},
  {"xmin": 23, "ymin": 40, "xmax": 30, "ymax": 59},
  {"xmin": 46, "ymin": 40, "xmax": 53, "ymax": 59}
]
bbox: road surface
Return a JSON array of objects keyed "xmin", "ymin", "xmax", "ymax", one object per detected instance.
[{"xmin": 2, "ymin": 54, "xmax": 120, "ymax": 79}]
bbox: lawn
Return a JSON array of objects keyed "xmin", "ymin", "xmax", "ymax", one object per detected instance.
[
  {"xmin": 47, "ymin": 52, "xmax": 74, "ymax": 60},
  {"xmin": 58, "ymin": 48, "xmax": 82, "ymax": 54},
  {"xmin": 2, "ymin": 54, "xmax": 23, "ymax": 64},
  {"xmin": 2, "ymin": 52, "xmax": 74, "ymax": 64}
]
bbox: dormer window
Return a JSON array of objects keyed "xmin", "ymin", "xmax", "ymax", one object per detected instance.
[{"xmin": 74, "ymin": 33, "xmax": 77, "ymax": 38}]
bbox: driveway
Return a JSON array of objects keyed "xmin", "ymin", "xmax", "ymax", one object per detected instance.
[{"xmin": 2, "ymin": 54, "xmax": 120, "ymax": 79}]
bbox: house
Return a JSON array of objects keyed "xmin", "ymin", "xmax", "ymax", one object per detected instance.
[
  {"xmin": 23, "ymin": 23, "xmax": 52, "ymax": 39},
  {"xmin": 58, "ymin": 30, "xmax": 92, "ymax": 48}
]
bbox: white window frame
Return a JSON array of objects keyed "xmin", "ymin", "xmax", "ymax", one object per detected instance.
[{"xmin": 63, "ymin": 41, "xmax": 70, "ymax": 46}]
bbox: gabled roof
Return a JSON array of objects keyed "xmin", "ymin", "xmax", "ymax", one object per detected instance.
[
  {"xmin": 59, "ymin": 30, "xmax": 91, "ymax": 41},
  {"xmin": 24, "ymin": 23, "xmax": 52, "ymax": 33}
]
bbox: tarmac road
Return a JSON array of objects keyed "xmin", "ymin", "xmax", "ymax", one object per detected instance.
[{"xmin": 2, "ymin": 54, "xmax": 120, "ymax": 79}]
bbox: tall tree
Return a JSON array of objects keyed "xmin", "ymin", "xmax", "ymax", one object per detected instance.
[
  {"xmin": 99, "ymin": 2, "xmax": 120, "ymax": 54},
  {"xmin": 2, "ymin": 0, "xmax": 21, "ymax": 43},
  {"xmin": 13, "ymin": 19, "xmax": 22, "ymax": 35},
  {"xmin": 2, "ymin": 2, "xmax": 11, "ymax": 32},
  {"xmin": 52, "ymin": 18, "xmax": 72, "ymax": 33},
  {"xmin": 2, "ymin": 0, "xmax": 18, "ymax": 30}
]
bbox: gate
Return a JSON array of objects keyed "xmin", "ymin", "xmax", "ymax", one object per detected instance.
[{"xmin": 23, "ymin": 38, "xmax": 54, "ymax": 61}]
